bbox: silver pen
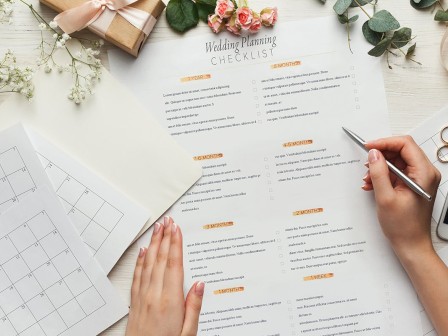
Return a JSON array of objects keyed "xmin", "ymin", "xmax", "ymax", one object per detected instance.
[{"xmin": 342, "ymin": 127, "xmax": 432, "ymax": 202}]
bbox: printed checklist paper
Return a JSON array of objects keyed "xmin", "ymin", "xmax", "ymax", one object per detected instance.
[
  {"xmin": 0, "ymin": 188, "xmax": 127, "ymax": 336},
  {"xmin": 110, "ymin": 17, "xmax": 423, "ymax": 335},
  {"xmin": 27, "ymin": 129, "xmax": 150, "ymax": 274}
]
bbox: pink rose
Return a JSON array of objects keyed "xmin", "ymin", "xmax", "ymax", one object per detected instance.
[
  {"xmin": 208, "ymin": 14, "xmax": 225, "ymax": 33},
  {"xmin": 249, "ymin": 13, "xmax": 261, "ymax": 33},
  {"xmin": 226, "ymin": 13, "xmax": 241, "ymax": 36},
  {"xmin": 235, "ymin": 6, "xmax": 253, "ymax": 30},
  {"xmin": 215, "ymin": 0, "xmax": 234, "ymax": 19},
  {"xmin": 260, "ymin": 7, "xmax": 278, "ymax": 27}
]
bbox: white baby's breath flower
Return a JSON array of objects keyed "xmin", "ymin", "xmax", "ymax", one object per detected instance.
[
  {"xmin": 38, "ymin": 22, "xmax": 46, "ymax": 30},
  {"xmin": 49, "ymin": 20, "xmax": 57, "ymax": 29},
  {"xmin": 44, "ymin": 64, "xmax": 52, "ymax": 73},
  {"xmin": 0, "ymin": 50, "xmax": 34, "ymax": 100},
  {"xmin": 52, "ymin": 33, "xmax": 58, "ymax": 39},
  {"xmin": 62, "ymin": 33, "xmax": 70, "ymax": 41},
  {"xmin": 56, "ymin": 40, "xmax": 63, "ymax": 48}
]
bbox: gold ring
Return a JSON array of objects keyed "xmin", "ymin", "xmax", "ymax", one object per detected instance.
[
  {"xmin": 437, "ymin": 146, "xmax": 448, "ymax": 163},
  {"xmin": 441, "ymin": 126, "xmax": 448, "ymax": 143}
]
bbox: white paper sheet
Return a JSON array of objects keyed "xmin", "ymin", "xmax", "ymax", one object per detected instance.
[
  {"xmin": 419, "ymin": 247, "xmax": 448, "ymax": 336},
  {"xmin": 110, "ymin": 17, "xmax": 422, "ymax": 335},
  {"xmin": 409, "ymin": 106, "xmax": 448, "ymax": 221},
  {"xmin": 0, "ymin": 124, "xmax": 51, "ymax": 214},
  {"xmin": 0, "ymin": 68, "xmax": 202, "ymax": 240},
  {"xmin": 27, "ymin": 128, "xmax": 151, "ymax": 274},
  {"xmin": 0, "ymin": 187, "xmax": 128, "ymax": 336}
]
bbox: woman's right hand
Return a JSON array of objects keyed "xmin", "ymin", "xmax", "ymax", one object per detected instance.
[{"xmin": 362, "ymin": 135, "xmax": 441, "ymax": 257}]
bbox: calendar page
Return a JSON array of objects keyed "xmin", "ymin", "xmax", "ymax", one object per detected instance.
[
  {"xmin": 0, "ymin": 187, "xmax": 128, "ymax": 336},
  {"xmin": 0, "ymin": 125, "xmax": 51, "ymax": 214}
]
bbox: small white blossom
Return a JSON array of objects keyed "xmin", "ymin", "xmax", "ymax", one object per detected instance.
[
  {"xmin": 62, "ymin": 33, "xmax": 70, "ymax": 41},
  {"xmin": 38, "ymin": 22, "xmax": 46, "ymax": 30},
  {"xmin": 0, "ymin": 50, "xmax": 34, "ymax": 100},
  {"xmin": 53, "ymin": 33, "xmax": 58, "ymax": 39},
  {"xmin": 49, "ymin": 20, "xmax": 58, "ymax": 29},
  {"xmin": 44, "ymin": 64, "xmax": 52, "ymax": 73}
]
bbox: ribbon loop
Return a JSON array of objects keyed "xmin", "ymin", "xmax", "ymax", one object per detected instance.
[{"xmin": 54, "ymin": 0, "xmax": 151, "ymax": 37}]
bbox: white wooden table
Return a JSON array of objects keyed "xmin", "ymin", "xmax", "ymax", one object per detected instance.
[{"xmin": 1, "ymin": 1, "xmax": 448, "ymax": 334}]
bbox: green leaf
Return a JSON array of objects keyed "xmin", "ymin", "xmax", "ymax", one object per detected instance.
[
  {"xmin": 410, "ymin": 0, "xmax": 437, "ymax": 9},
  {"xmin": 166, "ymin": 0, "xmax": 199, "ymax": 33},
  {"xmin": 350, "ymin": 0, "xmax": 374, "ymax": 7},
  {"xmin": 390, "ymin": 27, "xmax": 412, "ymax": 48},
  {"xmin": 368, "ymin": 10, "xmax": 400, "ymax": 33},
  {"xmin": 338, "ymin": 14, "xmax": 349, "ymax": 24},
  {"xmin": 368, "ymin": 37, "xmax": 392, "ymax": 57},
  {"xmin": 349, "ymin": 14, "xmax": 359, "ymax": 23},
  {"xmin": 435, "ymin": 9, "xmax": 448, "ymax": 21},
  {"xmin": 406, "ymin": 43, "xmax": 416, "ymax": 58},
  {"xmin": 333, "ymin": 0, "xmax": 352, "ymax": 15},
  {"xmin": 197, "ymin": 2, "xmax": 215, "ymax": 23},
  {"xmin": 362, "ymin": 20, "xmax": 382, "ymax": 45},
  {"xmin": 196, "ymin": 0, "xmax": 216, "ymax": 6}
]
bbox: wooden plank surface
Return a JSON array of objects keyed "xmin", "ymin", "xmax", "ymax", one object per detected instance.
[{"xmin": 1, "ymin": 1, "xmax": 447, "ymax": 334}]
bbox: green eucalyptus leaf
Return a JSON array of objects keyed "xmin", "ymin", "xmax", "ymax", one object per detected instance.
[
  {"xmin": 368, "ymin": 37, "xmax": 392, "ymax": 57},
  {"xmin": 333, "ymin": 0, "xmax": 352, "ymax": 15},
  {"xmin": 368, "ymin": 10, "xmax": 400, "ymax": 32},
  {"xmin": 197, "ymin": 2, "xmax": 215, "ymax": 23},
  {"xmin": 410, "ymin": 0, "xmax": 437, "ymax": 9},
  {"xmin": 362, "ymin": 21, "xmax": 382, "ymax": 45},
  {"xmin": 435, "ymin": 9, "xmax": 448, "ymax": 21},
  {"xmin": 406, "ymin": 43, "xmax": 416, "ymax": 58},
  {"xmin": 350, "ymin": 0, "xmax": 374, "ymax": 7},
  {"xmin": 338, "ymin": 14, "xmax": 349, "ymax": 24},
  {"xmin": 390, "ymin": 27, "xmax": 412, "ymax": 48},
  {"xmin": 349, "ymin": 14, "xmax": 359, "ymax": 23},
  {"xmin": 166, "ymin": 0, "xmax": 199, "ymax": 33}
]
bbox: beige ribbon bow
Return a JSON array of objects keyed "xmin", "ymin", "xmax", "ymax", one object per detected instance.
[{"xmin": 54, "ymin": 0, "xmax": 156, "ymax": 38}]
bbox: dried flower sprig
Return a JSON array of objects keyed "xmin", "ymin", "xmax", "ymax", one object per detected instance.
[
  {"xmin": 0, "ymin": 0, "xmax": 13, "ymax": 24},
  {"xmin": 0, "ymin": 0, "xmax": 104, "ymax": 103},
  {"xmin": 0, "ymin": 50, "xmax": 34, "ymax": 99}
]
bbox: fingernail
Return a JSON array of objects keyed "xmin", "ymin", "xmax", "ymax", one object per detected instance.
[
  {"xmin": 164, "ymin": 216, "xmax": 170, "ymax": 227},
  {"xmin": 172, "ymin": 222, "xmax": 178, "ymax": 234},
  {"xmin": 368, "ymin": 149, "xmax": 380, "ymax": 163},
  {"xmin": 361, "ymin": 184, "xmax": 367, "ymax": 190},
  {"xmin": 153, "ymin": 222, "xmax": 161, "ymax": 235},
  {"xmin": 195, "ymin": 281, "xmax": 205, "ymax": 296},
  {"xmin": 138, "ymin": 247, "xmax": 146, "ymax": 257},
  {"xmin": 364, "ymin": 162, "xmax": 369, "ymax": 168},
  {"xmin": 362, "ymin": 174, "xmax": 368, "ymax": 182}
]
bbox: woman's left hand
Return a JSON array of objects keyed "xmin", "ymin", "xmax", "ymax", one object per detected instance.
[{"xmin": 125, "ymin": 216, "xmax": 205, "ymax": 336}]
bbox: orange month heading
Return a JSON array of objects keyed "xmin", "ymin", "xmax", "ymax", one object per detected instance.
[
  {"xmin": 193, "ymin": 153, "xmax": 224, "ymax": 161},
  {"xmin": 180, "ymin": 74, "xmax": 211, "ymax": 82},
  {"xmin": 304, "ymin": 273, "xmax": 334, "ymax": 281},
  {"xmin": 214, "ymin": 287, "xmax": 245, "ymax": 295},
  {"xmin": 283, "ymin": 139, "xmax": 313, "ymax": 147},
  {"xmin": 293, "ymin": 208, "xmax": 324, "ymax": 216},
  {"xmin": 203, "ymin": 222, "xmax": 234, "ymax": 230},
  {"xmin": 271, "ymin": 60, "xmax": 302, "ymax": 69}
]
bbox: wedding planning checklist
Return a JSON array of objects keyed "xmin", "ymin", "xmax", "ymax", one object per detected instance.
[{"xmin": 110, "ymin": 17, "xmax": 423, "ymax": 335}]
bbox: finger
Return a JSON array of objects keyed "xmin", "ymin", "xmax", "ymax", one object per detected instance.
[
  {"xmin": 149, "ymin": 216, "xmax": 173, "ymax": 295},
  {"xmin": 140, "ymin": 222, "xmax": 163, "ymax": 294},
  {"xmin": 362, "ymin": 183, "xmax": 373, "ymax": 191},
  {"xmin": 181, "ymin": 281, "xmax": 205, "ymax": 336},
  {"xmin": 363, "ymin": 171, "xmax": 399, "ymax": 187},
  {"xmin": 164, "ymin": 219, "xmax": 184, "ymax": 297},
  {"xmin": 368, "ymin": 149, "xmax": 395, "ymax": 204},
  {"xmin": 131, "ymin": 247, "xmax": 147, "ymax": 306},
  {"xmin": 366, "ymin": 136, "xmax": 430, "ymax": 168}
]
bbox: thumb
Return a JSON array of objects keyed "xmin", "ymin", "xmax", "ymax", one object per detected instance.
[
  {"xmin": 368, "ymin": 149, "xmax": 394, "ymax": 203},
  {"xmin": 181, "ymin": 281, "xmax": 205, "ymax": 336}
]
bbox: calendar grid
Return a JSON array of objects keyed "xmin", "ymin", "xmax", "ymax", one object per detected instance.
[
  {"xmin": 36, "ymin": 153, "xmax": 124, "ymax": 256},
  {"xmin": 0, "ymin": 211, "xmax": 106, "ymax": 336},
  {"xmin": 0, "ymin": 147, "xmax": 37, "ymax": 213}
]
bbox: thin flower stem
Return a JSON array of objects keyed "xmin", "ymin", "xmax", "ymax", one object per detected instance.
[{"xmin": 353, "ymin": 0, "xmax": 372, "ymax": 19}]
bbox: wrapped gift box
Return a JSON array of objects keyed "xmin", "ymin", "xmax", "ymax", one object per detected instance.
[{"xmin": 40, "ymin": 0, "xmax": 166, "ymax": 56}]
